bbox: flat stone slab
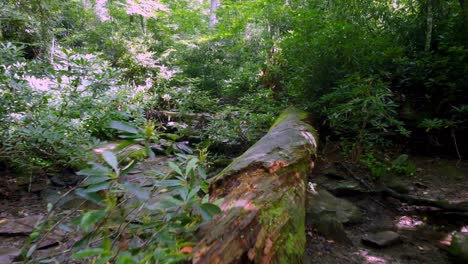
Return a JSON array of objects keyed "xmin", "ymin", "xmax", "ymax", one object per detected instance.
[
  {"xmin": 307, "ymin": 188, "xmax": 361, "ymax": 224},
  {"xmin": 362, "ymin": 231, "xmax": 401, "ymax": 248},
  {"xmin": 449, "ymin": 232, "xmax": 468, "ymax": 262},
  {"xmin": 0, "ymin": 246, "xmax": 20, "ymax": 263},
  {"xmin": 0, "ymin": 215, "xmax": 42, "ymax": 235}
]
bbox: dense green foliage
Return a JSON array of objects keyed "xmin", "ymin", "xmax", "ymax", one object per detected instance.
[
  {"xmin": 2, "ymin": 0, "xmax": 467, "ymax": 173},
  {"xmin": 1, "ymin": 0, "xmax": 467, "ymax": 262}
]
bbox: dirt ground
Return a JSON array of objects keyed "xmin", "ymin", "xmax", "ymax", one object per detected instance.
[
  {"xmin": 1, "ymin": 155, "xmax": 467, "ymax": 263},
  {"xmin": 304, "ymin": 156, "xmax": 468, "ymax": 264}
]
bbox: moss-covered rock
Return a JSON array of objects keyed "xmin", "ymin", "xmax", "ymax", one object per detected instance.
[{"xmin": 449, "ymin": 232, "xmax": 468, "ymax": 263}]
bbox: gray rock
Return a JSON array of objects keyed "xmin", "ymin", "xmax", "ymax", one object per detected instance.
[
  {"xmin": 362, "ymin": 231, "xmax": 401, "ymax": 248},
  {"xmin": 449, "ymin": 232, "xmax": 468, "ymax": 263},
  {"xmin": 0, "ymin": 246, "xmax": 20, "ymax": 263},
  {"xmin": 41, "ymin": 189, "xmax": 101, "ymax": 210},
  {"xmin": 307, "ymin": 188, "xmax": 361, "ymax": 224},
  {"xmin": 322, "ymin": 165, "xmax": 347, "ymax": 180},
  {"xmin": 314, "ymin": 216, "xmax": 353, "ymax": 245},
  {"xmin": 0, "ymin": 215, "xmax": 43, "ymax": 235}
]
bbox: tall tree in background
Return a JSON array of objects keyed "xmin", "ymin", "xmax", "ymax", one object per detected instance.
[{"xmin": 209, "ymin": 0, "xmax": 220, "ymax": 29}]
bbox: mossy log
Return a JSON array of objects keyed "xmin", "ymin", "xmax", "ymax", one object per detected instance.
[{"xmin": 193, "ymin": 108, "xmax": 318, "ymax": 264}]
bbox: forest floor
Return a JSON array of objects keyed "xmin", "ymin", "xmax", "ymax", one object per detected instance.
[
  {"xmin": 0, "ymin": 155, "xmax": 467, "ymax": 263},
  {"xmin": 305, "ymin": 155, "xmax": 468, "ymax": 264}
]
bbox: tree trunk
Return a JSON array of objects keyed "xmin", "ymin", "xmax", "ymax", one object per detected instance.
[
  {"xmin": 209, "ymin": 0, "xmax": 219, "ymax": 29},
  {"xmin": 460, "ymin": 0, "xmax": 468, "ymax": 47},
  {"xmin": 193, "ymin": 108, "xmax": 318, "ymax": 264},
  {"xmin": 425, "ymin": 0, "xmax": 434, "ymax": 51}
]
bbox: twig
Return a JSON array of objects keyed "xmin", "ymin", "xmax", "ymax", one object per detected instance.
[{"xmin": 451, "ymin": 128, "xmax": 462, "ymax": 167}]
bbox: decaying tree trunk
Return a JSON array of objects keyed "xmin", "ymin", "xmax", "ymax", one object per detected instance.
[{"xmin": 193, "ymin": 108, "xmax": 318, "ymax": 264}]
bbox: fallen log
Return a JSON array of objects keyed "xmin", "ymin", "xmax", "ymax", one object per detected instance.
[{"xmin": 193, "ymin": 108, "xmax": 318, "ymax": 264}]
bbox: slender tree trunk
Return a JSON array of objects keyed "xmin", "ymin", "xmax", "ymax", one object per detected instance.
[
  {"xmin": 460, "ymin": 0, "xmax": 468, "ymax": 47},
  {"xmin": 209, "ymin": 0, "xmax": 219, "ymax": 29},
  {"xmin": 425, "ymin": 0, "xmax": 434, "ymax": 51},
  {"xmin": 50, "ymin": 34, "xmax": 55, "ymax": 64},
  {"xmin": 140, "ymin": 15, "xmax": 146, "ymax": 35}
]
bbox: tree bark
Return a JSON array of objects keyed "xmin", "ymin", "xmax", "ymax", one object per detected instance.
[
  {"xmin": 193, "ymin": 108, "xmax": 318, "ymax": 264},
  {"xmin": 460, "ymin": 0, "xmax": 468, "ymax": 47},
  {"xmin": 425, "ymin": 0, "xmax": 434, "ymax": 51},
  {"xmin": 209, "ymin": 0, "xmax": 219, "ymax": 29}
]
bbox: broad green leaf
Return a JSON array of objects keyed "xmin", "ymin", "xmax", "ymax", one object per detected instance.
[
  {"xmin": 178, "ymin": 186, "xmax": 189, "ymax": 201},
  {"xmin": 198, "ymin": 167, "xmax": 207, "ymax": 180},
  {"xmin": 168, "ymin": 161, "xmax": 183, "ymax": 176},
  {"xmin": 114, "ymin": 140, "xmax": 135, "ymax": 151},
  {"xmin": 120, "ymin": 160, "xmax": 136, "ymax": 176},
  {"xmin": 200, "ymin": 181, "xmax": 209, "ymax": 193},
  {"xmin": 122, "ymin": 183, "xmax": 150, "ymax": 200},
  {"xmin": 185, "ymin": 158, "xmax": 198, "ymax": 176},
  {"xmin": 75, "ymin": 188, "xmax": 105, "ymax": 206},
  {"xmin": 157, "ymin": 195, "xmax": 184, "ymax": 209},
  {"xmin": 159, "ymin": 179, "xmax": 183, "ymax": 187},
  {"xmin": 102, "ymin": 151, "xmax": 118, "ymax": 171},
  {"xmin": 83, "ymin": 181, "xmax": 110, "ymax": 193},
  {"xmin": 187, "ymin": 185, "xmax": 200, "ymax": 200},
  {"xmin": 26, "ymin": 244, "xmax": 37, "ymax": 258},
  {"xmin": 80, "ymin": 210, "xmax": 106, "ymax": 231},
  {"xmin": 199, "ymin": 203, "xmax": 222, "ymax": 220},
  {"xmin": 82, "ymin": 175, "xmax": 110, "ymax": 185},
  {"xmin": 160, "ymin": 133, "xmax": 179, "ymax": 140},
  {"xmin": 109, "ymin": 121, "xmax": 139, "ymax": 134},
  {"xmin": 77, "ymin": 164, "xmax": 111, "ymax": 177},
  {"xmin": 116, "ymin": 253, "xmax": 135, "ymax": 264},
  {"xmin": 72, "ymin": 248, "xmax": 104, "ymax": 259}
]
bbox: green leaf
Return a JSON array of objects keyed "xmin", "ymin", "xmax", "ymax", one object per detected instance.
[
  {"xmin": 199, "ymin": 203, "xmax": 222, "ymax": 220},
  {"xmin": 83, "ymin": 181, "xmax": 110, "ymax": 193},
  {"xmin": 72, "ymin": 248, "xmax": 104, "ymax": 259},
  {"xmin": 178, "ymin": 186, "xmax": 189, "ymax": 201},
  {"xmin": 153, "ymin": 195, "xmax": 184, "ymax": 210},
  {"xmin": 122, "ymin": 183, "xmax": 150, "ymax": 200},
  {"xmin": 120, "ymin": 160, "xmax": 136, "ymax": 176},
  {"xmin": 159, "ymin": 179, "xmax": 183, "ymax": 187},
  {"xmin": 187, "ymin": 185, "xmax": 200, "ymax": 200},
  {"xmin": 26, "ymin": 244, "xmax": 37, "ymax": 258},
  {"xmin": 77, "ymin": 164, "xmax": 111, "ymax": 177},
  {"xmin": 80, "ymin": 210, "xmax": 106, "ymax": 231},
  {"xmin": 198, "ymin": 167, "xmax": 207, "ymax": 180},
  {"xmin": 75, "ymin": 188, "xmax": 105, "ymax": 206},
  {"xmin": 185, "ymin": 158, "xmax": 198, "ymax": 176},
  {"xmin": 110, "ymin": 121, "xmax": 139, "ymax": 134},
  {"xmin": 168, "ymin": 161, "xmax": 183, "ymax": 176},
  {"xmin": 102, "ymin": 151, "xmax": 118, "ymax": 171},
  {"xmin": 114, "ymin": 140, "xmax": 136, "ymax": 151},
  {"xmin": 83, "ymin": 175, "xmax": 110, "ymax": 185}
]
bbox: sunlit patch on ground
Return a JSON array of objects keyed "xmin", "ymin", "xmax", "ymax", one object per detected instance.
[
  {"xmin": 395, "ymin": 215, "xmax": 424, "ymax": 230},
  {"xmin": 358, "ymin": 250, "xmax": 387, "ymax": 264}
]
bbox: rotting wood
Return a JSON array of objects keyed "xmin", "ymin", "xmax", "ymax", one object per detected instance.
[{"xmin": 192, "ymin": 108, "xmax": 318, "ymax": 264}]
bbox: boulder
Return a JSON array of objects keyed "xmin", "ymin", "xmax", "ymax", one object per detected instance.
[
  {"xmin": 307, "ymin": 188, "xmax": 361, "ymax": 224},
  {"xmin": 449, "ymin": 232, "xmax": 468, "ymax": 263},
  {"xmin": 362, "ymin": 231, "xmax": 401, "ymax": 248}
]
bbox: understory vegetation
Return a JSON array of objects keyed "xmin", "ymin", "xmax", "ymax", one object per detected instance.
[{"xmin": 1, "ymin": 0, "xmax": 467, "ymax": 262}]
